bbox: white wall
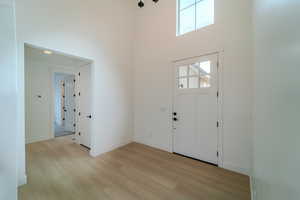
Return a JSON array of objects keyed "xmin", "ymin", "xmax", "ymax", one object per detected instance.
[
  {"xmin": 133, "ymin": 0, "xmax": 253, "ymax": 175},
  {"xmin": 25, "ymin": 60, "xmax": 53, "ymax": 143},
  {"xmin": 253, "ymin": 0, "xmax": 300, "ymax": 199},
  {"xmin": 0, "ymin": 0, "xmax": 18, "ymax": 199},
  {"xmin": 16, "ymin": 0, "xmax": 135, "ymax": 185}
]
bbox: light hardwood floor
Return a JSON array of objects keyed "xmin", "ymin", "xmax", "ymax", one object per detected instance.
[{"xmin": 19, "ymin": 136, "xmax": 250, "ymax": 200}]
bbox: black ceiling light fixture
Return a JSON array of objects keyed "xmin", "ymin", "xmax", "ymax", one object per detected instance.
[{"xmin": 138, "ymin": 0, "xmax": 159, "ymax": 8}]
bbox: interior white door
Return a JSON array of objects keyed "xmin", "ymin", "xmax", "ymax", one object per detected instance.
[
  {"xmin": 173, "ymin": 54, "xmax": 219, "ymax": 165},
  {"xmin": 77, "ymin": 65, "xmax": 92, "ymax": 148}
]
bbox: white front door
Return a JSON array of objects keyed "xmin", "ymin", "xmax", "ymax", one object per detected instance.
[
  {"xmin": 77, "ymin": 65, "xmax": 92, "ymax": 148},
  {"xmin": 173, "ymin": 54, "xmax": 219, "ymax": 165}
]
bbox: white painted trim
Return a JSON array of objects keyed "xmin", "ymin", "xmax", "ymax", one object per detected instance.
[
  {"xmin": 217, "ymin": 51, "xmax": 225, "ymax": 168},
  {"xmin": 250, "ymin": 176, "xmax": 257, "ymax": 200},
  {"xmin": 18, "ymin": 174, "xmax": 27, "ymax": 186}
]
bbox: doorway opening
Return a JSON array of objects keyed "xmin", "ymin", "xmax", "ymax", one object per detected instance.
[
  {"xmin": 25, "ymin": 44, "xmax": 93, "ymax": 149},
  {"xmin": 54, "ymin": 73, "xmax": 76, "ymax": 137}
]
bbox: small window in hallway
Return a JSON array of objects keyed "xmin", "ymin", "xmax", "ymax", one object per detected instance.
[{"xmin": 177, "ymin": 0, "xmax": 214, "ymax": 36}]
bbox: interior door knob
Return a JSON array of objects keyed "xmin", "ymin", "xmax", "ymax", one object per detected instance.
[{"xmin": 87, "ymin": 115, "xmax": 92, "ymax": 119}]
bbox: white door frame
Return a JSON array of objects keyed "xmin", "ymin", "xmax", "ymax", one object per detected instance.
[
  {"xmin": 50, "ymin": 65, "xmax": 93, "ymax": 149},
  {"xmin": 171, "ymin": 51, "xmax": 224, "ymax": 167}
]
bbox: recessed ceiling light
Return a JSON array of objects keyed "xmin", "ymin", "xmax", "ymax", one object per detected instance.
[{"xmin": 43, "ymin": 50, "xmax": 53, "ymax": 55}]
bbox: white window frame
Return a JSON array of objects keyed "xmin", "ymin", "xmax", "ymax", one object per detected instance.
[
  {"xmin": 176, "ymin": 61, "xmax": 212, "ymax": 90},
  {"xmin": 177, "ymin": 0, "xmax": 214, "ymax": 36}
]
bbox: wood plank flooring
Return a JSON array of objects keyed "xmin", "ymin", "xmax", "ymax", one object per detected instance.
[{"xmin": 18, "ymin": 136, "xmax": 250, "ymax": 200}]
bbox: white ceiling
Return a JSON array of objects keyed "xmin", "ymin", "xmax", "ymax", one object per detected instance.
[{"xmin": 25, "ymin": 45, "xmax": 92, "ymax": 68}]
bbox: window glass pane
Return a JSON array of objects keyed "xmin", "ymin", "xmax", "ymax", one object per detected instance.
[
  {"xmin": 189, "ymin": 77, "xmax": 199, "ymax": 88},
  {"xmin": 200, "ymin": 75, "xmax": 211, "ymax": 88},
  {"xmin": 180, "ymin": 6, "xmax": 196, "ymax": 35},
  {"xmin": 180, "ymin": 0, "xmax": 195, "ymax": 10},
  {"xmin": 196, "ymin": 0, "xmax": 214, "ymax": 29},
  {"xmin": 199, "ymin": 61, "xmax": 211, "ymax": 74},
  {"xmin": 189, "ymin": 63, "xmax": 200, "ymax": 76},
  {"xmin": 178, "ymin": 66, "xmax": 188, "ymax": 77},
  {"xmin": 178, "ymin": 78, "xmax": 188, "ymax": 89}
]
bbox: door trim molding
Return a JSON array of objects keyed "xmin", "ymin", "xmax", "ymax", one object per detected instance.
[
  {"xmin": 217, "ymin": 51, "xmax": 225, "ymax": 168},
  {"xmin": 171, "ymin": 50, "xmax": 225, "ymax": 168}
]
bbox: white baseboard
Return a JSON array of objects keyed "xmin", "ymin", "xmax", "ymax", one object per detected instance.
[
  {"xmin": 90, "ymin": 140, "xmax": 132, "ymax": 157},
  {"xmin": 133, "ymin": 138, "xmax": 170, "ymax": 153},
  {"xmin": 133, "ymin": 136, "xmax": 149, "ymax": 146},
  {"xmin": 18, "ymin": 174, "xmax": 27, "ymax": 186},
  {"xmin": 223, "ymin": 162, "xmax": 251, "ymax": 176}
]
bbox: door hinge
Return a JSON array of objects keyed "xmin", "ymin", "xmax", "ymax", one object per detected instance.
[
  {"xmin": 217, "ymin": 91, "xmax": 219, "ymax": 98},
  {"xmin": 73, "ymin": 123, "xmax": 76, "ymax": 127},
  {"xmin": 217, "ymin": 151, "xmax": 219, "ymax": 157},
  {"xmin": 78, "ymin": 92, "xmax": 81, "ymax": 96},
  {"xmin": 78, "ymin": 72, "xmax": 81, "ymax": 76},
  {"xmin": 73, "ymin": 79, "xmax": 76, "ymax": 83},
  {"xmin": 217, "ymin": 121, "xmax": 220, "ymax": 127},
  {"xmin": 78, "ymin": 132, "xmax": 81, "ymax": 136}
]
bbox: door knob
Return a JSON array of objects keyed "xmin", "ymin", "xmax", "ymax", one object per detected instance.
[
  {"xmin": 173, "ymin": 112, "xmax": 177, "ymax": 116},
  {"xmin": 87, "ymin": 115, "xmax": 92, "ymax": 119},
  {"xmin": 173, "ymin": 117, "xmax": 178, "ymax": 121}
]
